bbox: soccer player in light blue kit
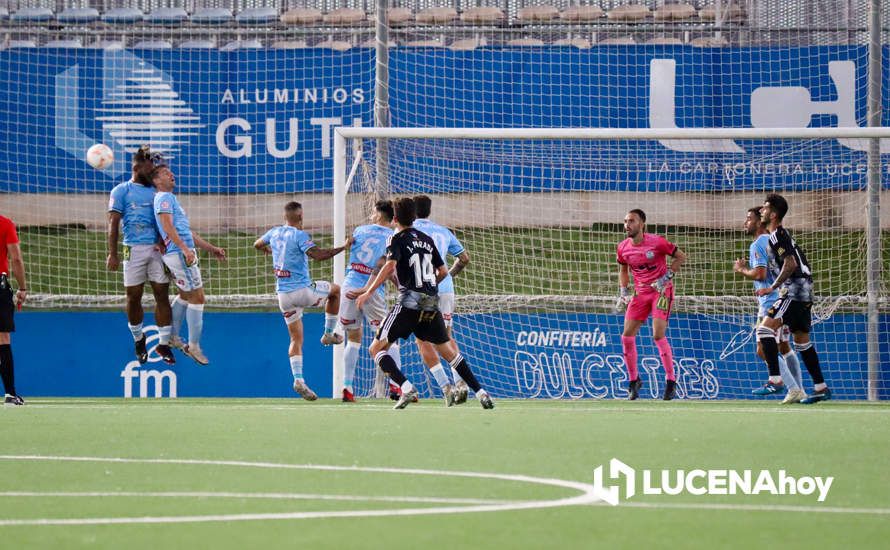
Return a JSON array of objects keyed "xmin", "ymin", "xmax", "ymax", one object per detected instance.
[
  {"xmin": 338, "ymin": 200, "xmax": 400, "ymax": 402},
  {"xmin": 413, "ymin": 195, "xmax": 472, "ymax": 404},
  {"xmin": 733, "ymin": 207, "xmax": 805, "ymax": 403},
  {"xmin": 151, "ymin": 164, "xmax": 227, "ymax": 366},
  {"xmin": 106, "ymin": 147, "xmax": 174, "ymax": 365},
  {"xmin": 254, "ymin": 201, "xmax": 352, "ymax": 400}
]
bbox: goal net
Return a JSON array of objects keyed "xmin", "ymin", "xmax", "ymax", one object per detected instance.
[{"xmin": 333, "ymin": 127, "xmax": 888, "ymax": 401}]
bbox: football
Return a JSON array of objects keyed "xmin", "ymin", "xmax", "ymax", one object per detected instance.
[{"xmin": 86, "ymin": 143, "xmax": 114, "ymax": 170}]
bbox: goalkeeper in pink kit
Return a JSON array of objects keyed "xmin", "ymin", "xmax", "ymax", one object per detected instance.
[{"xmin": 615, "ymin": 209, "xmax": 687, "ymax": 400}]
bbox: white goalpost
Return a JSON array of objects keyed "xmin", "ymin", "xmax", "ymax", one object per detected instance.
[{"xmin": 332, "ymin": 126, "xmax": 888, "ymax": 400}]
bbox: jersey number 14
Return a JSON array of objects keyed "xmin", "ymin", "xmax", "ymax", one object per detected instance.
[{"xmin": 409, "ymin": 253, "xmax": 436, "ymax": 287}]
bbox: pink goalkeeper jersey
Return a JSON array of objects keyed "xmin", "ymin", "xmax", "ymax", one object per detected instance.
[{"xmin": 616, "ymin": 233, "xmax": 678, "ymax": 293}]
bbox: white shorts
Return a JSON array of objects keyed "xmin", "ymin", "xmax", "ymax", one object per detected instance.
[
  {"xmin": 278, "ymin": 281, "xmax": 332, "ymax": 325},
  {"xmin": 756, "ymin": 317, "xmax": 791, "ymax": 343},
  {"xmin": 162, "ymin": 250, "xmax": 203, "ymax": 292},
  {"xmin": 439, "ymin": 293, "xmax": 455, "ymax": 329},
  {"xmin": 339, "ymin": 287, "xmax": 387, "ymax": 332},
  {"xmin": 123, "ymin": 244, "xmax": 169, "ymax": 287}
]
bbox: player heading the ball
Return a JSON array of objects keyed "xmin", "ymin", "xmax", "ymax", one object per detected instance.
[{"xmin": 152, "ymin": 162, "xmax": 227, "ymax": 366}]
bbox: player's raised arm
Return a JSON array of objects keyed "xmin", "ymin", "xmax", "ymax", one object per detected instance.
[
  {"xmin": 253, "ymin": 237, "xmax": 272, "ymax": 255},
  {"xmin": 306, "ymin": 236, "xmax": 353, "ymax": 262}
]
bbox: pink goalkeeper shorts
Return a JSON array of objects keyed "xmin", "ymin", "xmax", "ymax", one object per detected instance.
[{"xmin": 626, "ymin": 286, "xmax": 674, "ymax": 322}]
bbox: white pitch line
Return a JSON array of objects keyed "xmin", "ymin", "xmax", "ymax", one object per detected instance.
[
  {"xmin": 0, "ymin": 455, "xmax": 600, "ymax": 526},
  {"xmin": 0, "ymin": 491, "xmax": 513, "ymax": 506},
  {"xmin": 0, "ymin": 456, "xmax": 885, "ymax": 526}
]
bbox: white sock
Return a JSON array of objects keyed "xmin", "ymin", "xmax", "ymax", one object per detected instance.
[
  {"xmin": 451, "ymin": 366, "xmax": 465, "ymax": 385},
  {"xmin": 343, "ymin": 341, "xmax": 361, "ymax": 391},
  {"xmin": 400, "ymin": 380, "xmax": 415, "ymax": 394},
  {"xmin": 157, "ymin": 325, "xmax": 172, "ymax": 345},
  {"xmin": 389, "ymin": 343, "xmax": 402, "ymax": 369},
  {"xmin": 171, "ymin": 296, "xmax": 188, "ymax": 338},
  {"xmin": 290, "ymin": 355, "xmax": 304, "ymax": 380},
  {"xmin": 324, "ymin": 313, "xmax": 337, "ymax": 334},
  {"xmin": 777, "ymin": 354, "xmax": 800, "ymax": 392},
  {"xmin": 428, "ymin": 363, "xmax": 450, "ymax": 389},
  {"xmin": 186, "ymin": 303, "xmax": 204, "ymax": 346},
  {"xmin": 128, "ymin": 322, "xmax": 143, "ymax": 341},
  {"xmin": 783, "ymin": 351, "xmax": 804, "ymax": 389}
]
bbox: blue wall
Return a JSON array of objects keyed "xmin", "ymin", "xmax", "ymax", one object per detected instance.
[
  {"xmin": 12, "ymin": 312, "xmax": 332, "ymax": 398},
  {"xmin": 9, "ymin": 311, "xmax": 888, "ymax": 400},
  {"xmin": 2, "ymin": 46, "xmax": 888, "ymax": 195}
]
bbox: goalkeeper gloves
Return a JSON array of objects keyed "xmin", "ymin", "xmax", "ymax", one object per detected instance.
[
  {"xmin": 651, "ymin": 269, "xmax": 674, "ymax": 294},
  {"xmin": 615, "ymin": 286, "xmax": 632, "ymax": 312}
]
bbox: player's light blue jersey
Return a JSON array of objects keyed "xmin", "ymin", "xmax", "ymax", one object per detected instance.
[
  {"xmin": 413, "ymin": 218, "xmax": 465, "ymax": 294},
  {"xmin": 153, "ymin": 192, "xmax": 195, "ymax": 254},
  {"xmin": 750, "ymin": 234, "xmax": 779, "ymax": 314},
  {"xmin": 108, "ymin": 179, "xmax": 159, "ymax": 246},
  {"xmin": 261, "ymin": 225, "xmax": 315, "ymax": 293},
  {"xmin": 343, "ymin": 224, "xmax": 393, "ymax": 295}
]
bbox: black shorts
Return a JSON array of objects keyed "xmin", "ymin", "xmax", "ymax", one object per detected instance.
[
  {"xmin": 0, "ymin": 287, "xmax": 14, "ymax": 333},
  {"xmin": 376, "ymin": 303, "xmax": 450, "ymax": 345},
  {"xmin": 766, "ymin": 297, "xmax": 812, "ymax": 333}
]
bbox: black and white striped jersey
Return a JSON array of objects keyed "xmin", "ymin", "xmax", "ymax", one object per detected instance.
[{"xmin": 767, "ymin": 226, "xmax": 814, "ymax": 301}]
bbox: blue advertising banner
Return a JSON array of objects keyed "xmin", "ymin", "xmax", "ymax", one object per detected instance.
[
  {"xmin": 449, "ymin": 312, "xmax": 888, "ymax": 401},
  {"xmin": 12, "ymin": 311, "xmax": 334, "ymax": 398},
  {"xmin": 2, "ymin": 46, "xmax": 888, "ymax": 195},
  {"xmin": 10, "ymin": 311, "xmax": 888, "ymax": 400}
]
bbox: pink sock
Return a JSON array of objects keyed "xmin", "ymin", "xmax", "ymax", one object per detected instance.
[
  {"xmin": 655, "ymin": 337, "xmax": 676, "ymax": 381},
  {"xmin": 621, "ymin": 336, "xmax": 638, "ymax": 381}
]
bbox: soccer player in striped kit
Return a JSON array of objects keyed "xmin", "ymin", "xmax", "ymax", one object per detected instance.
[{"xmin": 754, "ymin": 194, "xmax": 831, "ymax": 404}]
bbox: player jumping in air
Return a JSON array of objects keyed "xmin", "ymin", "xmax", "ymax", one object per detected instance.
[
  {"xmin": 152, "ymin": 163, "xmax": 227, "ymax": 365},
  {"xmin": 616, "ymin": 209, "xmax": 687, "ymax": 400},
  {"xmin": 255, "ymin": 201, "xmax": 351, "ymax": 400},
  {"xmin": 106, "ymin": 147, "xmax": 174, "ymax": 365}
]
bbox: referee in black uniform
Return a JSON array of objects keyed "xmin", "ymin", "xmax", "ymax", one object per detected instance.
[{"xmin": 0, "ymin": 214, "xmax": 27, "ymax": 406}]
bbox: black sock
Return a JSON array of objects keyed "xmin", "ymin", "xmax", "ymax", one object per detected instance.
[
  {"xmin": 759, "ymin": 337, "xmax": 781, "ymax": 378},
  {"xmin": 799, "ymin": 346, "xmax": 825, "ymax": 386},
  {"xmin": 450, "ymin": 354, "xmax": 482, "ymax": 393},
  {"xmin": 375, "ymin": 351, "xmax": 406, "ymax": 386},
  {"xmin": 0, "ymin": 344, "xmax": 16, "ymax": 396}
]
